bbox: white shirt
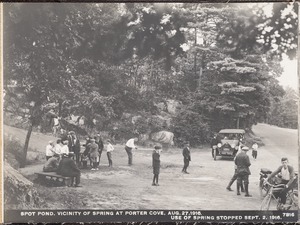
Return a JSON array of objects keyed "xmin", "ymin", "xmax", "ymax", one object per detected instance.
[
  {"xmin": 46, "ymin": 144, "xmax": 55, "ymax": 157},
  {"xmin": 106, "ymin": 143, "xmax": 114, "ymax": 152},
  {"xmin": 126, "ymin": 139, "xmax": 136, "ymax": 148},
  {"xmin": 252, "ymin": 143, "xmax": 258, "ymax": 151},
  {"xmin": 55, "ymin": 144, "xmax": 62, "ymax": 154},
  {"xmin": 60, "ymin": 145, "xmax": 69, "ymax": 155},
  {"xmin": 281, "ymin": 167, "xmax": 290, "ymax": 181}
]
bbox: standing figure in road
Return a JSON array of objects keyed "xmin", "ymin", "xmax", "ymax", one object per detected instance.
[
  {"xmin": 267, "ymin": 157, "xmax": 296, "ymax": 208},
  {"xmin": 89, "ymin": 139, "xmax": 100, "ymax": 170},
  {"xmin": 182, "ymin": 142, "xmax": 191, "ymax": 174},
  {"xmin": 210, "ymin": 134, "xmax": 219, "ymax": 160},
  {"xmin": 106, "ymin": 139, "xmax": 114, "ymax": 167},
  {"xmin": 235, "ymin": 146, "xmax": 252, "ymax": 197},
  {"xmin": 95, "ymin": 134, "xmax": 104, "ymax": 167},
  {"xmin": 251, "ymin": 142, "xmax": 258, "ymax": 160},
  {"xmin": 61, "ymin": 140, "xmax": 70, "ymax": 156},
  {"xmin": 152, "ymin": 145, "xmax": 161, "ymax": 186},
  {"xmin": 125, "ymin": 137, "xmax": 138, "ymax": 165},
  {"xmin": 226, "ymin": 141, "xmax": 245, "ymax": 192},
  {"xmin": 69, "ymin": 131, "xmax": 81, "ymax": 165}
]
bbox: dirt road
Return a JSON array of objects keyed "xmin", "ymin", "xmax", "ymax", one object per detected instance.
[{"xmin": 4, "ymin": 123, "xmax": 298, "ymax": 210}]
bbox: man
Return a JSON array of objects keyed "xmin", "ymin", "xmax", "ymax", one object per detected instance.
[
  {"xmin": 95, "ymin": 134, "xmax": 104, "ymax": 166},
  {"xmin": 45, "ymin": 141, "xmax": 55, "ymax": 161},
  {"xmin": 252, "ymin": 143, "xmax": 258, "ymax": 160},
  {"xmin": 182, "ymin": 142, "xmax": 191, "ymax": 174},
  {"xmin": 57, "ymin": 153, "xmax": 81, "ymax": 187},
  {"xmin": 267, "ymin": 158, "xmax": 296, "ymax": 207},
  {"xmin": 89, "ymin": 139, "xmax": 100, "ymax": 170},
  {"xmin": 152, "ymin": 145, "xmax": 162, "ymax": 186},
  {"xmin": 60, "ymin": 140, "xmax": 69, "ymax": 155},
  {"xmin": 210, "ymin": 134, "xmax": 219, "ymax": 159},
  {"xmin": 69, "ymin": 131, "xmax": 81, "ymax": 165},
  {"xmin": 43, "ymin": 154, "xmax": 60, "ymax": 172},
  {"xmin": 234, "ymin": 146, "xmax": 251, "ymax": 197},
  {"xmin": 125, "ymin": 137, "xmax": 138, "ymax": 165}
]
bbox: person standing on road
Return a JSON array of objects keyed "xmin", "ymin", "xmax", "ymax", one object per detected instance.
[
  {"xmin": 45, "ymin": 141, "xmax": 55, "ymax": 161},
  {"xmin": 251, "ymin": 143, "xmax": 258, "ymax": 160},
  {"xmin": 211, "ymin": 134, "xmax": 219, "ymax": 159},
  {"xmin": 95, "ymin": 134, "xmax": 104, "ymax": 167},
  {"xmin": 267, "ymin": 157, "xmax": 296, "ymax": 207},
  {"xmin": 60, "ymin": 140, "xmax": 70, "ymax": 155},
  {"xmin": 125, "ymin": 137, "xmax": 138, "ymax": 166},
  {"xmin": 106, "ymin": 139, "xmax": 114, "ymax": 167},
  {"xmin": 226, "ymin": 141, "xmax": 245, "ymax": 192},
  {"xmin": 69, "ymin": 131, "xmax": 81, "ymax": 165},
  {"xmin": 152, "ymin": 145, "xmax": 161, "ymax": 186},
  {"xmin": 182, "ymin": 142, "xmax": 191, "ymax": 174},
  {"xmin": 89, "ymin": 139, "xmax": 100, "ymax": 170},
  {"xmin": 235, "ymin": 146, "xmax": 252, "ymax": 197}
]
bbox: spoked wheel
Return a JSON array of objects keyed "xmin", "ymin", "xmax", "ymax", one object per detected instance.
[
  {"xmin": 259, "ymin": 180, "xmax": 268, "ymax": 199},
  {"xmin": 285, "ymin": 190, "xmax": 298, "ymax": 210},
  {"xmin": 260, "ymin": 193, "xmax": 272, "ymax": 211}
]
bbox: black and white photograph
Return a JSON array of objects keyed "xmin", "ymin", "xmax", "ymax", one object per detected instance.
[{"xmin": 2, "ymin": 2, "xmax": 299, "ymax": 223}]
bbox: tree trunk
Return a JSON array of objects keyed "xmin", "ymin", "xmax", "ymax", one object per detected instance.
[
  {"xmin": 236, "ymin": 117, "xmax": 240, "ymax": 129},
  {"xmin": 20, "ymin": 123, "xmax": 33, "ymax": 168}
]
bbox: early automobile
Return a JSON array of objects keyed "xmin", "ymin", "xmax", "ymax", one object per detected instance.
[{"xmin": 212, "ymin": 129, "xmax": 245, "ymax": 160}]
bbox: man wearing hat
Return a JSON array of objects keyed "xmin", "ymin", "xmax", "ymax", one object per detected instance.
[
  {"xmin": 152, "ymin": 145, "xmax": 162, "ymax": 186},
  {"xmin": 89, "ymin": 138, "xmax": 100, "ymax": 170},
  {"xmin": 57, "ymin": 152, "xmax": 81, "ymax": 187},
  {"xmin": 182, "ymin": 141, "xmax": 191, "ymax": 174},
  {"xmin": 234, "ymin": 146, "xmax": 252, "ymax": 197},
  {"xmin": 68, "ymin": 131, "xmax": 81, "ymax": 165}
]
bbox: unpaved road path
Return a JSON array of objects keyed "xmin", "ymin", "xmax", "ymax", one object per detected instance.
[{"xmin": 4, "ymin": 123, "xmax": 298, "ymax": 210}]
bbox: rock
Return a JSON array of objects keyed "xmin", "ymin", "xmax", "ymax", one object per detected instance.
[
  {"xmin": 151, "ymin": 131, "xmax": 174, "ymax": 146},
  {"xmin": 4, "ymin": 163, "xmax": 41, "ymax": 209},
  {"xmin": 166, "ymin": 99, "xmax": 181, "ymax": 115},
  {"xmin": 154, "ymin": 102, "xmax": 166, "ymax": 112},
  {"xmin": 131, "ymin": 115, "xmax": 142, "ymax": 125}
]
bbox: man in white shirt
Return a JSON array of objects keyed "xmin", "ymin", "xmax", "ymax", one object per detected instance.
[
  {"xmin": 45, "ymin": 141, "xmax": 55, "ymax": 161},
  {"xmin": 60, "ymin": 140, "xmax": 70, "ymax": 155},
  {"xmin": 106, "ymin": 139, "xmax": 114, "ymax": 167},
  {"xmin": 125, "ymin": 137, "xmax": 138, "ymax": 165}
]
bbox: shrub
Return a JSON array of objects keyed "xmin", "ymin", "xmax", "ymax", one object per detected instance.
[{"xmin": 171, "ymin": 110, "xmax": 211, "ymax": 146}]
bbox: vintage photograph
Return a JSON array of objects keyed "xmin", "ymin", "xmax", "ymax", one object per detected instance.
[{"xmin": 2, "ymin": 2, "xmax": 299, "ymax": 222}]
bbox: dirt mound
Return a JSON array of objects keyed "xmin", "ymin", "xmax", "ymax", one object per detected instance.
[{"xmin": 4, "ymin": 163, "xmax": 42, "ymax": 209}]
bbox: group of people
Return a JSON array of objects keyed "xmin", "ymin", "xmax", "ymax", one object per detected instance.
[{"xmin": 223, "ymin": 139, "xmax": 296, "ymax": 208}]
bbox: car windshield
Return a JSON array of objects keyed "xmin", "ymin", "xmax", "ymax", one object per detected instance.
[{"xmin": 218, "ymin": 133, "xmax": 240, "ymax": 140}]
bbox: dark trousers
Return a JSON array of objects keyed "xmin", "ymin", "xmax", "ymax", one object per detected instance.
[
  {"xmin": 252, "ymin": 150, "xmax": 257, "ymax": 159},
  {"xmin": 279, "ymin": 179, "xmax": 290, "ymax": 204},
  {"xmin": 75, "ymin": 152, "xmax": 80, "ymax": 164},
  {"xmin": 228, "ymin": 170, "xmax": 244, "ymax": 190},
  {"xmin": 97, "ymin": 151, "xmax": 102, "ymax": 166},
  {"xmin": 153, "ymin": 174, "xmax": 159, "ymax": 184},
  {"xmin": 71, "ymin": 174, "xmax": 80, "ymax": 186},
  {"xmin": 237, "ymin": 174, "xmax": 249, "ymax": 186},
  {"xmin": 182, "ymin": 158, "xmax": 189, "ymax": 172},
  {"xmin": 125, "ymin": 146, "xmax": 133, "ymax": 165},
  {"xmin": 107, "ymin": 152, "xmax": 113, "ymax": 167}
]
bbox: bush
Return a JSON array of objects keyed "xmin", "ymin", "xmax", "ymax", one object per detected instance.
[{"xmin": 171, "ymin": 110, "xmax": 211, "ymax": 146}]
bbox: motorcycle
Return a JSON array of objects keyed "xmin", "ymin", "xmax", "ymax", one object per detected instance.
[{"xmin": 259, "ymin": 168, "xmax": 273, "ymax": 198}]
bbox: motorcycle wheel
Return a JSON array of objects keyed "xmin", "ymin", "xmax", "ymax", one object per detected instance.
[
  {"xmin": 260, "ymin": 193, "xmax": 272, "ymax": 211},
  {"xmin": 259, "ymin": 179, "xmax": 268, "ymax": 199}
]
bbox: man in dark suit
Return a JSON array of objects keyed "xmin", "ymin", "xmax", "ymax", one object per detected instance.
[
  {"xmin": 57, "ymin": 152, "xmax": 81, "ymax": 187},
  {"xmin": 235, "ymin": 146, "xmax": 251, "ymax": 197},
  {"xmin": 182, "ymin": 142, "xmax": 191, "ymax": 174},
  {"xmin": 68, "ymin": 131, "xmax": 81, "ymax": 165}
]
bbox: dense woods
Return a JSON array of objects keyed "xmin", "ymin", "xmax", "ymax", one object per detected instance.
[{"xmin": 3, "ymin": 3, "xmax": 298, "ymax": 163}]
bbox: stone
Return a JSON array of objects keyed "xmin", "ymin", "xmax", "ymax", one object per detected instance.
[
  {"xmin": 151, "ymin": 131, "xmax": 174, "ymax": 146},
  {"xmin": 166, "ymin": 99, "xmax": 181, "ymax": 115}
]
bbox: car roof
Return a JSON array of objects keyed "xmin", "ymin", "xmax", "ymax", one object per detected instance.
[{"xmin": 219, "ymin": 129, "xmax": 245, "ymax": 134}]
